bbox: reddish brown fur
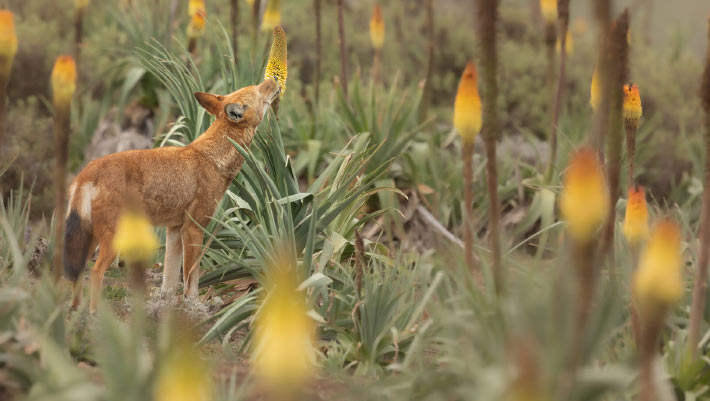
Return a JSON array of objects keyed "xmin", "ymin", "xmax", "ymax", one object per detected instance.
[{"xmin": 65, "ymin": 79, "xmax": 281, "ymax": 312}]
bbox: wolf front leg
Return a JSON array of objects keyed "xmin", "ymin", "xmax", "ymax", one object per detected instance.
[
  {"xmin": 161, "ymin": 226, "xmax": 183, "ymax": 293},
  {"xmin": 181, "ymin": 222, "xmax": 204, "ymax": 299}
]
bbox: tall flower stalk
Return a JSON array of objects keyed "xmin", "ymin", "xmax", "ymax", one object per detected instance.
[
  {"xmin": 50, "ymin": 55, "xmax": 77, "ymax": 283},
  {"xmin": 454, "ymin": 61, "xmax": 482, "ymax": 281},
  {"xmin": 545, "ymin": 0, "xmax": 570, "ymax": 181},
  {"xmin": 313, "ymin": 0, "xmax": 321, "ymax": 105},
  {"xmin": 264, "ymin": 25, "xmax": 287, "ymax": 117},
  {"xmin": 418, "ymin": 0, "xmax": 435, "ymax": 122},
  {"xmin": 689, "ymin": 17, "xmax": 710, "ymax": 359},
  {"xmin": 600, "ymin": 10, "xmax": 630, "ymax": 266},
  {"xmin": 230, "ymin": 0, "xmax": 239, "ymax": 64},
  {"xmin": 369, "ymin": 4, "xmax": 384, "ymax": 85},
  {"xmin": 187, "ymin": 0, "xmax": 206, "ymax": 55},
  {"xmin": 74, "ymin": 0, "xmax": 89, "ymax": 65},
  {"xmin": 336, "ymin": 0, "xmax": 348, "ymax": 98},
  {"xmin": 591, "ymin": 0, "xmax": 611, "ymax": 157},
  {"xmin": 623, "ymin": 186, "xmax": 649, "ymax": 346},
  {"xmin": 475, "ymin": 0, "xmax": 503, "ymax": 293},
  {"xmin": 0, "ymin": 9, "xmax": 17, "ymax": 149},
  {"xmin": 623, "ymin": 84, "xmax": 643, "ymax": 186}
]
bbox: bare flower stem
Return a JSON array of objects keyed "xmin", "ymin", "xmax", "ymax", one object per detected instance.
[
  {"xmin": 639, "ymin": 314, "xmax": 663, "ymax": 401},
  {"xmin": 418, "ymin": 0, "xmax": 435, "ymax": 122},
  {"xmin": 74, "ymin": 8, "xmax": 84, "ymax": 67},
  {"xmin": 52, "ymin": 103, "xmax": 71, "ymax": 283},
  {"xmin": 462, "ymin": 141, "xmax": 478, "ymax": 279},
  {"xmin": 689, "ymin": 17, "xmax": 710, "ymax": 358},
  {"xmin": 372, "ymin": 48, "xmax": 381, "ymax": 86},
  {"xmin": 313, "ymin": 0, "xmax": 322, "ymax": 105},
  {"xmin": 231, "ymin": 0, "xmax": 239, "ymax": 64},
  {"xmin": 626, "ymin": 124, "xmax": 637, "ymax": 186},
  {"xmin": 591, "ymin": 0, "xmax": 611, "ymax": 159},
  {"xmin": 337, "ymin": 0, "xmax": 349, "ymax": 98},
  {"xmin": 546, "ymin": 0, "xmax": 570, "ymax": 181},
  {"xmin": 476, "ymin": 0, "xmax": 503, "ymax": 293}
]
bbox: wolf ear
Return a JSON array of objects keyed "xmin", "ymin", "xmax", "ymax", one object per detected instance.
[{"xmin": 194, "ymin": 92, "xmax": 224, "ymax": 116}]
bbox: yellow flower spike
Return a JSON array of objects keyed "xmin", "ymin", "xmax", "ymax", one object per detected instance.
[
  {"xmin": 264, "ymin": 25, "xmax": 288, "ymax": 95},
  {"xmin": 188, "ymin": 0, "xmax": 205, "ymax": 18},
  {"xmin": 453, "ymin": 61, "xmax": 482, "ymax": 145},
  {"xmin": 51, "ymin": 55, "xmax": 77, "ymax": 108},
  {"xmin": 623, "ymin": 83, "xmax": 642, "ymax": 132},
  {"xmin": 75, "ymin": 0, "xmax": 90, "ymax": 11},
  {"xmin": 261, "ymin": 0, "xmax": 281, "ymax": 32},
  {"xmin": 154, "ymin": 334, "xmax": 213, "ymax": 401},
  {"xmin": 559, "ymin": 148, "xmax": 610, "ymax": 244},
  {"xmin": 623, "ymin": 186, "xmax": 649, "ymax": 245},
  {"xmin": 369, "ymin": 4, "xmax": 385, "ymax": 50},
  {"xmin": 112, "ymin": 211, "xmax": 158, "ymax": 264},
  {"xmin": 539, "ymin": 0, "xmax": 557, "ymax": 24},
  {"xmin": 0, "ymin": 10, "xmax": 18, "ymax": 78},
  {"xmin": 590, "ymin": 66, "xmax": 600, "ymax": 111},
  {"xmin": 187, "ymin": 11, "xmax": 207, "ymax": 40},
  {"xmin": 556, "ymin": 31, "xmax": 573, "ymax": 55},
  {"xmin": 253, "ymin": 260, "xmax": 316, "ymax": 399},
  {"xmin": 633, "ymin": 220, "xmax": 684, "ymax": 315}
]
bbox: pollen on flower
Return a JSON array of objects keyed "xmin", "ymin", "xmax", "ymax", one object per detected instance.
[
  {"xmin": 453, "ymin": 61, "xmax": 482, "ymax": 144},
  {"xmin": 623, "ymin": 186, "xmax": 649, "ymax": 245},
  {"xmin": 51, "ymin": 55, "xmax": 77, "ymax": 107},
  {"xmin": 633, "ymin": 219, "xmax": 684, "ymax": 315},
  {"xmin": 623, "ymin": 83, "xmax": 642, "ymax": 131},
  {"xmin": 559, "ymin": 147, "xmax": 610, "ymax": 244},
  {"xmin": 261, "ymin": 0, "xmax": 281, "ymax": 31},
  {"xmin": 264, "ymin": 25, "xmax": 288, "ymax": 94},
  {"xmin": 112, "ymin": 210, "xmax": 158, "ymax": 264},
  {"xmin": 370, "ymin": 4, "xmax": 385, "ymax": 50}
]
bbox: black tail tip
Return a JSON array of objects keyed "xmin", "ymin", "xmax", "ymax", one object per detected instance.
[{"xmin": 63, "ymin": 210, "xmax": 91, "ymax": 282}]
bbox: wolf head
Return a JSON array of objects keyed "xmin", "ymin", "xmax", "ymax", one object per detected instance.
[{"xmin": 193, "ymin": 78, "xmax": 281, "ymax": 128}]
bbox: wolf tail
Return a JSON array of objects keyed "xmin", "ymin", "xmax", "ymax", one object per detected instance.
[{"xmin": 63, "ymin": 209, "xmax": 93, "ymax": 282}]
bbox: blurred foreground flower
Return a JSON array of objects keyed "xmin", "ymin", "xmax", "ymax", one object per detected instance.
[
  {"xmin": 453, "ymin": 61, "xmax": 482, "ymax": 144},
  {"xmin": 369, "ymin": 4, "xmax": 385, "ymax": 50},
  {"xmin": 559, "ymin": 148, "xmax": 609, "ymax": 244},
  {"xmin": 112, "ymin": 211, "xmax": 158, "ymax": 264},
  {"xmin": 264, "ymin": 25, "xmax": 288, "ymax": 94},
  {"xmin": 623, "ymin": 186, "xmax": 649, "ymax": 245},
  {"xmin": 253, "ymin": 263, "xmax": 316, "ymax": 399},
  {"xmin": 154, "ymin": 330, "xmax": 213, "ymax": 401},
  {"xmin": 633, "ymin": 220, "xmax": 683, "ymax": 315},
  {"xmin": 540, "ymin": 0, "xmax": 557, "ymax": 24},
  {"xmin": 51, "ymin": 55, "xmax": 77, "ymax": 108},
  {"xmin": 262, "ymin": 0, "xmax": 281, "ymax": 31}
]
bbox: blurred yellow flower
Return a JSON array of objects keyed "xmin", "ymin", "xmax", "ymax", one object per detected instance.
[
  {"xmin": 559, "ymin": 148, "xmax": 609, "ymax": 244},
  {"xmin": 188, "ymin": 0, "xmax": 205, "ymax": 18},
  {"xmin": 112, "ymin": 211, "xmax": 158, "ymax": 264},
  {"xmin": 51, "ymin": 55, "xmax": 77, "ymax": 107},
  {"xmin": 633, "ymin": 220, "xmax": 684, "ymax": 314},
  {"xmin": 540, "ymin": 0, "xmax": 557, "ymax": 24},
  {"xmin": 253, "ymin": 263, "xmax": 315, "ymax": 399},
  {"xmin": 75, "ymin": 0, "xmax": 90, "ymax": 11},
  {"xmin": 453, "ymin": 61, "xmax": 482, "ymax": 144},
  {"xmin": 555, "ymin": 31, "xmax": 573, "ymax": 55},
  {"xmin": 187, "ymin": 11, "xmax": 206, "ymax": 40},
  {"xmin": 261, "ymin": 0, "xmax": 281, "ymax": 31},
  {"xmin": 370, "ymin": 4, "xmax": 385, "ymax": 50},
  {"xmin": 0, "ymin": 10, "xmax": 18, "ymax": 77},
  {"xmin": 623, "ymin": 83, "xmax": 642, "ymax": 131},
  {"xmin": 154, "ymin": 339, "xmax": 213, "ymax": 401},
  {"xmin": 623, "ymin": 186, "xmax": 649, "ymax": 245},
  {"xmin": 590, "ymin": 66, "xmax": 600, "ymax": 111},
  {"xmin": 264, "ymin": 25, "xmax": 287, "ymax": 94},
  {"xmin": 245, "ymin": 0, "xmax": 254, "ymax": 5}
]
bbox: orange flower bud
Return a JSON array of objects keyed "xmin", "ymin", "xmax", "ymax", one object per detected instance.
[
  {"xmin": 453, "ymin": 61, "xmax": 482, "ymax": 144},
  {"xmin": 623, "ymin": 83, "xmax": 642, "ymax": 132},
  {"xmin": 187, "ymin": 11, "xmax": 206, "ymax": 40},
  {"xmin": 633, "ymin": 220, "xmax": 684, "ymax": 315},
  {"xmin": 540, "ymin": 0, "xmax": 557, "ymax": 24},
  {"xmin": 51, "ymin": 55, "xmax": 77, "ymax": 107},
  {"xmin": 0, "ymin": 10, "xmax": 18, "ymax": 78},
  {"xmin": 369, "ymin": 4, "xmax": 385, "ymax": 50},
  {"xmin": 559, "ymin": 148, "xmax": 610, "ymax": 243},
  {"xmin": 623, "ymin": 186, "xmax": 649, "ymax": 245}
]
